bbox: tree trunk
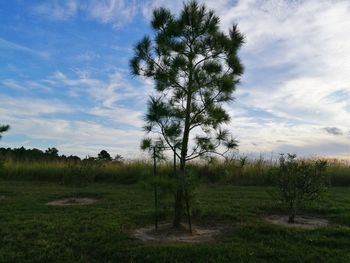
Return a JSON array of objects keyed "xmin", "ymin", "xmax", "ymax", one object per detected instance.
[
  {"xmin": 173, "ymin": 160, "xmax": 185, "ymax": 227},
  {"xmin": 173, "ymin": 100, "xmax": 191, "ymax": 228},
  {"xmin": 288, "ymin": 203, "xmax": 297, "ymax": 223},
  {"xmin": 288, "ymin": 213, "xmax": 295, "ymax": 223},
  {"xmin": 173, "ymin": 190, "xmax": 183, "ymax": 227},
  {"xmin": 173, "ymin": 156, "xmax": 192, "ymax": 233},
  {"xmin": 173, "ymin": 51, "xmax": 193, "ymax": 228}
]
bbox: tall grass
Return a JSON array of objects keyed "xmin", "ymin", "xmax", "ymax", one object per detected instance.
[
  {"xmin": 324, "ymin": 158, "xmax": 350, "ymax": 186},
  {"xmin": 0, "ymin": 156, "xmax": 349, "ymax": 186},
  {"xmin": 0, "ymin": 160, "xmax": 151, "ymax": 184}
]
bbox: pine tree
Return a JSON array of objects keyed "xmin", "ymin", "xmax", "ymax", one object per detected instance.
[{"xmin": 131, "ymin": 0, "xmax": 244, "ymax": 227}]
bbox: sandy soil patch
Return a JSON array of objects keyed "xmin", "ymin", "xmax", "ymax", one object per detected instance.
[
  {"xmin": 133, "ymin": 223, "xmax": 221, "ymax": 243},
  {"xmin": 264, "ymin": 214, "xmax": 329, "ymax": 229},
  {"xmin": 46, "ymin": 197, "xmax": 97, "ymax": 206}
]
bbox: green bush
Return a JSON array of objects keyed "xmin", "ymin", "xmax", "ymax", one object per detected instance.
[{"xmin": 272, "ymin": 154, "xmax": 328, "ymax": 223}]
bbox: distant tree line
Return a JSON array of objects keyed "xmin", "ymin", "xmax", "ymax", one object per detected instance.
[
  {"xmin": 0, "ymin": 147, "xmax": 79, "ymax": 162},
  {"xmin": 0, "ymin": 147, "xmax": 123, "ymax": 163}
]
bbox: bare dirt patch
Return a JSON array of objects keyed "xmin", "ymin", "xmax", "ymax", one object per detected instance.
[
  {"xmin": 46, "ymin": 197, "xmax": 97, "ymax": 206},
  {"xmin": 133, "ymin": 223, "xmax": 221, "ymax": 243},
  {"xmin": 0, "ymin": 195, "xmax": 5, "ymax": 201},
  {"xmin": 264, "ymin": 214, "xmax": 329, "ymax": 229}
]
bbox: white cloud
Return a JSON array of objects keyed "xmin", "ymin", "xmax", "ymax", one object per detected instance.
[
  {"xmin": 76, "ymin": 51, "xmax": 101, "ymax": 62},
  {"xmin": 112, "ymin": 45, "xmax": 132, "ymax": 53},
  {"xmin": 51, "ymin": 69, "xmax": 148, "ymax": 128},
  {"xmin": 2, "ymin": 117, "xmax": 144, "ymax": 158},
  {"xmin": 0, "ymin": 68, "xmax": 149, "ymax": 156},
  {"xmin": 213, "ymin": 0, "xmax": 350, "ymax": 157},
  {"xmin": 88, "ymin": 106, "xmax": 144, "ymax": 128},
  {"xmin": 48, "ymin": 69, "xmax": 151, "ymax": 109},
  {"xmin": 1, "ymin": 79, "xmax": 52, "ymax": 93},
  {"xmin": 141, "ymin": 0, "xmax": 182, "ymax": 19},
  {"xmin": 33, "ymin": 0, "xmax": 140, "ymax": 27},
  {"xmin": 225, "ymin": 112, "xmax": 350, "ymax": 159},
  {"xmin": 0, "ymin": 95, "xmax": 73, "ymax": 118},
  {"xmin": 86, "ymin": 0, "xmax": 139, "ymax": 28},
  {"xmin": 0, "ymin": 37, "xmax": 50, "ymax": 58},
  {"xmin": 0, "ymin": 94, "xmax": 144, "ymax": 158},
  {"xmin": 31, "ymin": 0, "xmax": 232, "ymax": 28},
  {"xmin": 1, "ymin": 79, "xmax": 26, "ymax": 91},
  {"xmin": 33, "ymin": 0, "xmax": 78, "ymax": 21}
]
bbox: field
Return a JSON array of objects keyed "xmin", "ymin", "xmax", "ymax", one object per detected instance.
[
  {"xmin": 1, "ymin": 179, "xmax": 350, "ymax": 262},
  {"xmin": 1, "ymin": 157, "xmax": 350, "ymax": 186}
]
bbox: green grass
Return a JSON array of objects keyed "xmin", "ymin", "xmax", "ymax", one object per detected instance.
[{"xmin": 1, "ymin": 180, "xmax": 350, "ymax": 262}]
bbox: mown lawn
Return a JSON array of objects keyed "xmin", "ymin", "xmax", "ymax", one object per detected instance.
[{"xmin": 0, "ymin": 180, "xmax": 350, "ymax": 262}]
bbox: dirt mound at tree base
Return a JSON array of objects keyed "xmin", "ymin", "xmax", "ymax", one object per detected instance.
[
  {"xmin": 46, "ymin": 197, "xmax": 97, "ymax": 206},
  {"xmin": 264, "ymin": 215, "xmax": 329, "ymax": 229},
  {"xmin": 133, "ymin": 223, "xmax": 221, "ymax": 243}
]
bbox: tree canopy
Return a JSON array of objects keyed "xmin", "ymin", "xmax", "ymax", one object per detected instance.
[
  {"xmin": 0, "ymin": 125, "xmax": 10, "ymax": 140},
  {"xmin": 131, "ymin": 0, "xmax": 243, "ymax": 161},
  {"xmin": 98, "ymin": 150, "xmax": 112, "ymax": 161}
]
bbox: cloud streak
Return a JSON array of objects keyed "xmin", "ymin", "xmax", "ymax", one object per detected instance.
[
  {"xmin": 33, "ymin": 0, "xmax": 140, "ymax": 27},
  {"xmin": 86, "ymin": 0, "xmax": 139, "ymax": 28},
  {"xmin": 33, "ymin": 0, "xmax": 78, "ymax": 21},
  {"xmin": 0, "ymin": 37, "xmax": 50, "ymax": 58}
]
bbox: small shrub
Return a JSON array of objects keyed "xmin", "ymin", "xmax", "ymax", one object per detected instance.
[{"xmin": 272, "ymin": 154, "xmax": 328, "ymax": 223}]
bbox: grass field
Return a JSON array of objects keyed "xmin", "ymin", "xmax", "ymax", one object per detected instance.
[{"xmin": 1, "ymin": 180, "xmax": 350, "ymax": 262}]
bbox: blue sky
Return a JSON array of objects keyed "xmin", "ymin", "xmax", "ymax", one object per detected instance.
[{"xmin": 1, "ymin": 0, "xmax": 350, "ymax": 159}]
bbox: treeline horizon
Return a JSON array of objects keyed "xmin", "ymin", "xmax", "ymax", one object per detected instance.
[
  {"xmin": 1, "ymin": 146, "xmax": 349, "ymax": 165},
  {"xmin": 0, "ymin": 146, "xmax": 123, "ymax": 163}
]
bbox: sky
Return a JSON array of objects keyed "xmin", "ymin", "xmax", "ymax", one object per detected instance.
[{"xmin": 0, "ymin": 0, "xmax": 350, "ymax": 159}]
